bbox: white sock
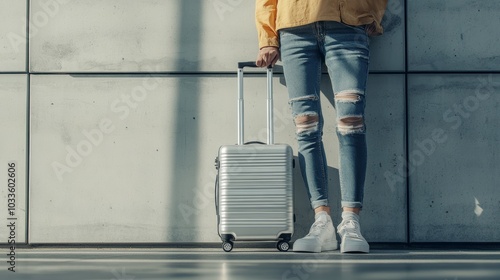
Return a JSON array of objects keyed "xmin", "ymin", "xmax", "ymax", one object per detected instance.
[
  {"xmin": 341, "ymin": 211, "xmax": 359, "ymax": 222},
  {"xmin": 315, "ymin": 210, "xmax": 330, "ymax": 220}
]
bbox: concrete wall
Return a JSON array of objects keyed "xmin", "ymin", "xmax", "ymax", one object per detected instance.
[
  {"xmin": 408, "ymin": 0, "xmax": 500, "ymax": 242},
  {"xmin": 0, "ymin": 0, "xmax": 498, "ymax": 245}
]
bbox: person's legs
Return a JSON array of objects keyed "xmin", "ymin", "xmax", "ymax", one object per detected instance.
[
  {"xmin": 279, "ymin": 24, "xmax": 337, "ymax": 252},
  {"xmin": 280, "ymin": 24, "xmax": 329, "ymax": 212},
  {"xmin": 321, "ymin": 21, "xmax": 370, "ymax": 253}
]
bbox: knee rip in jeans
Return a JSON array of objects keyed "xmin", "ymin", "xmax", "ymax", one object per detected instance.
[
  {"xmin": 294, "ymin": 113, "xmax": 319, "ymax": 135},
  {"xmin": 289, "ymin": 95, "xmax": 319, "ymax": 104},
  {"xmin": 336, "ymin": 90, "xmax": 363, "ymax": 103},
  {"xmin": 338, "ymin": 115, "xmax": 365, "ymax": 135}
]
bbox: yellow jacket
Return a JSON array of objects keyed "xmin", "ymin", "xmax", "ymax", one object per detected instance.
[{"xmin": 256, "ymin": 0, "xmax": 388, "ymax": 48}]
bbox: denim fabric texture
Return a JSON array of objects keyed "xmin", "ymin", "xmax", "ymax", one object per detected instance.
[{"xmin": 279, "ymin": 21, "xmax": 370, "ymax": 209}]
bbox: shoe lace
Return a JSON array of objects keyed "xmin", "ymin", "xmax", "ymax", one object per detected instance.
[
  {"xmin": 306, "ymin": 220, "xmax": 327, "ymax": 237},
  {"xmin": 338, "ymin": 219, "xmax": 361, "ymax": 238}
]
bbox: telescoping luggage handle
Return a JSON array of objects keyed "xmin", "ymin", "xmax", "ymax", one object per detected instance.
[{"xmin": 237, "ymin": 61, "xmax": 274, "ymax": 145}]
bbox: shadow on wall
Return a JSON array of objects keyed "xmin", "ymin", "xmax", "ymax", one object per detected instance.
[
  {"xmin": 380, "ymin": 0, "xmax": 403, "ymax": 34},
  {"xmin": 168, "ymin": 0, "xmax": 202, "ymax": 241}
]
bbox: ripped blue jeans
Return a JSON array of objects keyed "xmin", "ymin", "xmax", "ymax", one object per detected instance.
[{"xmin": 279, "ymin": 21, "xmax": 369, "ymax": 209}]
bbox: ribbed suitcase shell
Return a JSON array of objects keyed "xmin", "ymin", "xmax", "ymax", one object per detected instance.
[{"xmin": 217, "ymin": 144, "xmax": 294, "ymax": 240}]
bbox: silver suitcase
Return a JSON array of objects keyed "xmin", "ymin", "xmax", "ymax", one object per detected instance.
[{"xmin": 215, "ymin": 62, "xmax": 294, "ymax": 252}]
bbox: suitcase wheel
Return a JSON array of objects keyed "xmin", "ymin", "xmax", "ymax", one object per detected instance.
[
  {"xmin": 277, "ymin": 240, "xmax": 290, "ymax": 252},
  {"xmin": 222, "ymin": 241, "xmax": 234, "ymax": 252}
]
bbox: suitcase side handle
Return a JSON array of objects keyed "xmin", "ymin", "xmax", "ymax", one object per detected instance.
[{"xmin": 237, "ymin": 61, "xmax": 274, "ymax": 145}]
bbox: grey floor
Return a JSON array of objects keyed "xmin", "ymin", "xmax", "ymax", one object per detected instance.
[{"xmin": 2, "ymin": 247, "xmax": 500, "ymax": 280}]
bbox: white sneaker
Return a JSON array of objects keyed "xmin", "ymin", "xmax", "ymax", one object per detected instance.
[
  {"xmin": 293, "ymin": 211, "xmax": 338, "ymax": 253},
  {"xmin": 337, "ymin": 214, "xmax": 369, "ymax": 253}
]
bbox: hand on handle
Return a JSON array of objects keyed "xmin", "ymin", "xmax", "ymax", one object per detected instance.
[{"xmin": 256, "ymin": 47, "xmax": 280, "ymax": 68}]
